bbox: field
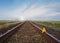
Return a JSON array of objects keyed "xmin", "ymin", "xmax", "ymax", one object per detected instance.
[
  {"xmin": 0, "ymin": 20, "xmax": 20, "ymax": 33},
  {"xmin": 34, "ymin": 21, "xmax": 60, "ymax": 30},
  {"xmin": 34, "ymin": 21, "xmax": 60, "ymax": 40}
]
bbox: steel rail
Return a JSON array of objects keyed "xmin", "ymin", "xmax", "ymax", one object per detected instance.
[
  {"xmin": 30, "ymin": 21, "xmax": 60, "ymax": 43},
  {"xmin": 0, "ymin": 22, "xmax": 25, "ymax": 43}
]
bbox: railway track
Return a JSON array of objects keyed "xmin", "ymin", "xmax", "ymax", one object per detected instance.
[
  {"xmin": 30, "ymin": 21, "xmax": 60, "ymax": 43},
  {"xmin": 0, "ymin": 22, "xmax": 25, "ymax": 43},
  {"xmin": 0, "ymin": 21, "xmax": 60, "ymax": 43}
]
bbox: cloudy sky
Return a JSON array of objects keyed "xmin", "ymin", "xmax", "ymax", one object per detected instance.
[{"xmin": 0, "ymin": 0, "xmax": 60, "ymax": 21}]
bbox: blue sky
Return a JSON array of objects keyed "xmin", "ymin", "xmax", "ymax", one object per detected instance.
[{"xmin": 0, "ymin": 0, "xmax": 60, "ymax": 21}]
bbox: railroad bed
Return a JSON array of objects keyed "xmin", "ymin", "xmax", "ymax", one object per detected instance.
[{"xmin": 0, "ymin": 21, "xmax": 60, "ymax": 43}]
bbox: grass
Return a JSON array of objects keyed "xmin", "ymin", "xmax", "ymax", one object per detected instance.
[
  {"xmin": 34, "ymin": 21, "xmax": 60, "ymax": 40},
  {"xmin": 35, "ymin": 21, "xmax": 60, "ymax": 30},
  {"xmin": 0, "ymin": 20, "xmax": 20, "ymax": 30}
]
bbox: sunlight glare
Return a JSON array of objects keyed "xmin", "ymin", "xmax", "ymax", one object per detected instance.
[{"xmin": 19, "ymin": 16, "xmax": 26, "ymax": 21}]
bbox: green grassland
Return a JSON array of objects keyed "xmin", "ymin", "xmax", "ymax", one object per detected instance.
[
  {"xmin": 0, "ymin": 20, "xmax": 20, "ymax": 30},
  {"xmin": 35, "ymin": 21, "xmax": 60, "ymax": 30}
]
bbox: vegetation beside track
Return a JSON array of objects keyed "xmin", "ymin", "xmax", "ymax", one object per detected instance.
[
  {"xmin": 0, "ymin": 20, "xmax": 20, "ymax": 32},
  {"xmin": 34, "ymin": 21, "xmax": 60, "ymax": 30},
  {"xmin": 34, "ymin": 21, "xmax": 60, "ymax": 40}
]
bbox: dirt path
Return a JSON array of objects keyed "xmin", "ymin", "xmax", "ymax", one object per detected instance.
[{"xmin": 6, "ymin": 22, "xmax": 47, "ymax": 43}]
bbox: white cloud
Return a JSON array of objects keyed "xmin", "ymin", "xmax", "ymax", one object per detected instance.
[
  {"xmin": 10, "ymin": 5, "xmax": 48, "ymax": 19},
  {"xmin": 9, "ymin": 4, "xmax": 60, "ymax": 20},
  {"xmin": 0, "ymin": 1, "xmax": 60, "ymax": 20},
  {"xmin": 22, "ymin": 6, "xmax": 48, "ymax": 18}
]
